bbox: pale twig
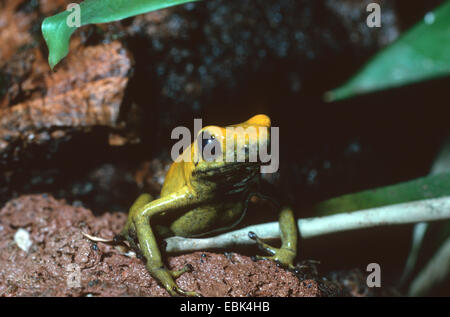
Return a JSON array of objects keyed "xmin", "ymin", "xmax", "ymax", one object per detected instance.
[
  {"xmin": 164, "ymin": 196, "xmax": 450, "ymax": 253},
  {"xmin": 398, "ymin": 222, "xmax": 428, "ymax": 287}
]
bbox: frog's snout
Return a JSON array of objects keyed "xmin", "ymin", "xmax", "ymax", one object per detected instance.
[{"xmin": 246, "ymin": 114, "xmax": 271, "ymax": 128}]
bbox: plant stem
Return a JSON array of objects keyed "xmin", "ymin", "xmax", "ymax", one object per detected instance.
[
  {"xmin": 408, "ymin": 235, "xmax": 450, "ymax": 296},
  {"xmin": 164, "ymin": 196, "xmax": 450, "ymax": 253}
]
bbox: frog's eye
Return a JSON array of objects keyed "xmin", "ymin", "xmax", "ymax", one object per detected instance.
[
  {"xmin": 201, "ymin": 132, "xmax": 214, "ymax": 151},
  {"xmin": 198, "ymin": 131, "xmax": 221, "ymax": 161}
]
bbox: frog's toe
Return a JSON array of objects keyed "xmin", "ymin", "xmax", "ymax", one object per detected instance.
[
  {"xmin": 170, "ymin": 264, "xmax": 194, "ymax": 279},
  {"xmin": 249, "ymin": 231, "xmax": 296, "ymax": 270},
  {"xmin": 166, "ymin": 284, "xmax": 201, "ymax": 297},
  {"xmin": 248, "ymin": 231, "xmax": 277, "ymax": 255},
  {"xmin": 170, "ymin": 266, "xmax": 202, "ymax": 296},
  {"xmin": 156, "ymin": 267, "xmax": 201, "ymax": 297},
  {"xmin": 252, "ymin": 254, "xmax": 296, "ymax": 271},
  {"xmin": 174, "ymin": 287, "xmax": 202, "ymax": 297}
]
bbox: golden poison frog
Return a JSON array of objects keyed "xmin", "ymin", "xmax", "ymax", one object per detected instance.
[{"xmin": 90, "ymin": 115, "xmax": 297, "ymax": 296}]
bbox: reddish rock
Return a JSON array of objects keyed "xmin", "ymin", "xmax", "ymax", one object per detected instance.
[{"xmin": 0, "ymin": 42, "xmax": 132, "ymax": 165}]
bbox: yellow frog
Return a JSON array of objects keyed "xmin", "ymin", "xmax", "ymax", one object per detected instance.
[{"xmin": 110, "ymin": 115, "xmax": 297, "ymax": 296}]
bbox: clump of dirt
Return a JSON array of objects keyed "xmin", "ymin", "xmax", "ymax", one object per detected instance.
[{"xmin": 0, "ymin": 194, "xmax": 340, "ymax": 297}]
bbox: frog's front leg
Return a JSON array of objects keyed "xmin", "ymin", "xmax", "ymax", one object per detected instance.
[
  {"xmin": 117, "ymin": 193, "xmax": 154, "ymax": 255},
  {"xmin": 121, "ymin": 188, "xmax": 204, "ymax": 297},
  {"xmin": 249, "ymin": 206, "xmax": 298, "ymax": 270}
]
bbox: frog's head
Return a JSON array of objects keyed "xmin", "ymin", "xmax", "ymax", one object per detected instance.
[{"xmin": 189, "ymin": 114, "xmax": 271, "ymax": 193}]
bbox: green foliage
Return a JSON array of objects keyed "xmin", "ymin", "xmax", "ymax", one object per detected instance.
[
  {"xmin": 326, "ymin": 1, "xmax": 450, "ymax": 101},
  {"xmin": 313, "ymin": 172, "xmax": 450, "ymax": 216},
  {"xmin": 41, "ymin": 0, "xmax": 199, "ymax": 69}
]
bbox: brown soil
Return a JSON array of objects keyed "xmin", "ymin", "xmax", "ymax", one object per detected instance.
[{"xmin": 0, "ymin": 194, "xmax": 337, "ymax": 297}]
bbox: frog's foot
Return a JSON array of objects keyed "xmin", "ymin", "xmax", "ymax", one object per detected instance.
[
  {"xmin": 152, "ymin": 266, "xmax": 201, "ymax": 297},
  {"xmin": 248, "ymin": 231, "xmax": 296, "ymax": 270}
]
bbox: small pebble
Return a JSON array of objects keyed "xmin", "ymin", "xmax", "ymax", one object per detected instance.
[{"xmin": 14, "ymin": 228, "xmax": 32, "ymax": 253}]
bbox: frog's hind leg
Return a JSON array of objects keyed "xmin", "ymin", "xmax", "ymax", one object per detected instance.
[{"xmin": 249, "ymin": 206, "xmax": 298, "ymax": 270}]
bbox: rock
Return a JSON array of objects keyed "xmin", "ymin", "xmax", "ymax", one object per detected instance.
[{"xmin": 0, "ymin": 1, "xmax": 36, "ymax": 68}]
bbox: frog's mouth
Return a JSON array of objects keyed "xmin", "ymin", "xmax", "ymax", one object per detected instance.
[
  {"xmin": 193, "ymin": 161, "xmax": 259, "ymax": 177},
  {"xmin": 192, "ymin": 161, "xmax": 260, "ymax": 192}
]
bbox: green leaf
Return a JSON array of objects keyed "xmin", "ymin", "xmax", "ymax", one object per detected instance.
[
  {"xmin": 325, "ymin": 1, "xmax": 450, "ymax": 102},
  {"xmin": 41, "ymin": 0, "xmax": 200, "ymax": 69},
  {"xmin": 312, "ymin": 172, "xmax": 450, "ymax": 216}
]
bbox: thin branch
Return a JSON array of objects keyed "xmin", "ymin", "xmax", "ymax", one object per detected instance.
[
  {"xmin": 164, "ymin": 196, "xmax": 450, "ymax": 253},
  {"xmin": 398, "ymin": 222, "xmax": 428, "ymax": 287}
]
